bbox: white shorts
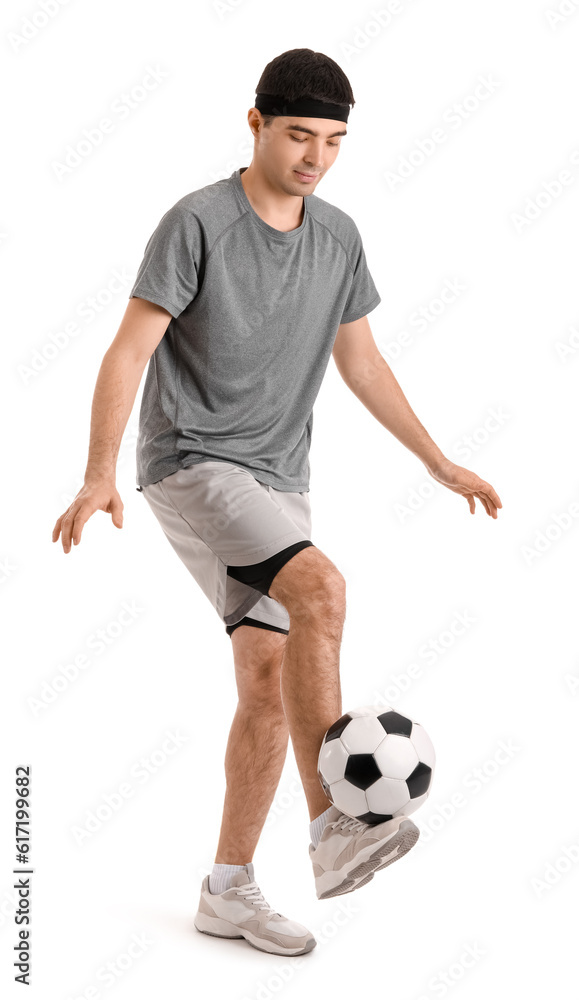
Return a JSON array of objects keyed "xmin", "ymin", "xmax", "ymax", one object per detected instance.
[{"xmin": 139, "ymin": 460, "xmax": 313, "ymax": 636}]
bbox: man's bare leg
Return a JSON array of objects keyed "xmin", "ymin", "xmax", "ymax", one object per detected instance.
[
  {"xmin": 214, "ymin": 624, "xmax": 291, "ymax": 864},
  {"xmin": 268, "ymin": 546, "xmax": 345, "ymax": 821}
]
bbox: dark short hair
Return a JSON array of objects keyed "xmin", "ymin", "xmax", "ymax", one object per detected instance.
[{"xmin": 255, "ymin": 48, "xmax": 355, "ymax": 127}]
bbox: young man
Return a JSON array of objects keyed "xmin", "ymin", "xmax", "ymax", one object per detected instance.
[{"xmin": 52, "ymin": 49, "xmax": 502, "ymax": 957}]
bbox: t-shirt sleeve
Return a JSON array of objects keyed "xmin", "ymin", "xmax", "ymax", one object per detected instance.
[
  {"xmin": 340, "ymin": 226, "xmax": 381, "ymax": 325},
  {"xmin": 129, "ymin": 201, "xmax": 202, "ymax": 319}
]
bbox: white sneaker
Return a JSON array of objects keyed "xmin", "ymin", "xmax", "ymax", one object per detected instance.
[
  {"xmin": 194, "ymin": 863, "xmax": 317, "ymax": 956},
  {"xmin": 309, "ymin": 806, "xmax": 419, "ymax": 899}
]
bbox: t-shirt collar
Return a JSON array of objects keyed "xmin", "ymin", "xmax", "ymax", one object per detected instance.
[{"xmin": 232, "ymin": 167, "xmax": 308, "ymax": 240}]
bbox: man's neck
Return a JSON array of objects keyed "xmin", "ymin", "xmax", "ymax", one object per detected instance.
[{"xmin": 240, "ymin": 165, "xmax": 304, "ymax": 232}]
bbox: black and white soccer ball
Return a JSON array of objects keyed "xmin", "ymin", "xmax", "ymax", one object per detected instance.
[{"xmin": 317, "ymin": 705, "xmax": 435, "ymax": 824}]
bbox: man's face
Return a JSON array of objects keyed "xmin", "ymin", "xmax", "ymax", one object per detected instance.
[{"xmin": 253, "ymin": 113, "xmax": 346, "ymax": 194}]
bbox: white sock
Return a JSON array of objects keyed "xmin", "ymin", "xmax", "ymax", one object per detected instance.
[
  {"xmin": 209, "ymin": 863, "xmax": 248, "ymax": 894},
  {"xmin": 309, "ymin": 806, "xmax": 334, "ymax": 848}
]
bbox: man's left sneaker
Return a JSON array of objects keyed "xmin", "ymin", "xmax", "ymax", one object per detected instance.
[
  {"xmin": 194, "ymin": 863, "xmax": 317, "ymax": 956},
  {"xmin": 309, "ymin": 805, "xmax": 419, "ymax": 899}
]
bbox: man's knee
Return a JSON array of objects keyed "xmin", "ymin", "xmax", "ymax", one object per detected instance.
[{"xmin": 268, "ymin": 545, "xmax": 346, "ymax": 619}]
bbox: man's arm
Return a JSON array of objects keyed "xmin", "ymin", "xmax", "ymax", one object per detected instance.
[
  {"xmin": 83, "ymin": 297, "xmax": 173, "ymax": 480},
  {"xmin": 332, "ymin": 315, "xmax": 503, "ymax": 518},
  {"xmin": 332, "ymin": 315, "xmax": 445, "ymax": 471},
  {"xmin": 52, "ymin": 297, "xmax": 173, "ymax": 553}
]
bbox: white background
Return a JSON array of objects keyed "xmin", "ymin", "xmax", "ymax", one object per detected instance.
[{"xmin": 2, "ymin": 0, "xmax": 579, "ymax": 996}]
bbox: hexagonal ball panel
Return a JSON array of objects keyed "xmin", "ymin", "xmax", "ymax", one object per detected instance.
[
  {"xmin": 318, "ymin": 737, "xmax": 349, "ymax": 785},
  {"xmin": 374, "ymin": 733, "xmax": 419, "ymax": 780},
  {"xmin": 410, "ymin": 723, "xmax": 436, "ymax": 770},
  {"xmin": 340, "ymin": 715, "xmax": 388, "ymax": 755},
  {"xmin": 330, "ymin": 777, "xmax": 369, "ymax": 818},
  {"xmin": 366, "ymin": 775, "xmax": 410, "ymax": 816},
  {"xmin": 403, "ymin": 789, "xmax": 430, "ymax": 816}
]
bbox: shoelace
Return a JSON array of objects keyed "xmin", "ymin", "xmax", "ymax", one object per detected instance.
[
  {"xmin": 236, "ymin": 881, "xmax": 280, "ymax": 917},
  {"xmin": 330, "ymin": 813, "xmax": 369, "ymax": 834}
]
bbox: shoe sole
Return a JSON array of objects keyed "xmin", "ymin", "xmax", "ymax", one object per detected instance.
[
  {"xmin": 316, "ymin": 819, "xmax": 420, "ymax": 899},
  {"xmin": 194, "ymin": 912, "xmax": 316, "ymax": 956}
]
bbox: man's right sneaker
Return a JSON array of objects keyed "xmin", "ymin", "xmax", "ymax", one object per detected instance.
[
  {"xmin": 309, "ymin": 805, "xmax": 419, "ymax": 899},
  {"xmin": 194, "ymin": 862, "xmax": 316, "ymax": 956}
]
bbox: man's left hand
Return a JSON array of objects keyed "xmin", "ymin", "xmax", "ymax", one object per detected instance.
[{"xmin": 427, "ymin": 458, "xmax": 503, "ymax": 518}]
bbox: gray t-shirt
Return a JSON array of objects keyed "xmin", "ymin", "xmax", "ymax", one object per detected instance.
[{"xmin": 130, "ymin": 166, "xmax": 381, "ymax": 491}]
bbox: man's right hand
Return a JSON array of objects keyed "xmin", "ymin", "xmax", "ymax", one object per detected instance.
[{"xmin": 52, "ymin": 480, "xmax": 124, "ymax": 554}]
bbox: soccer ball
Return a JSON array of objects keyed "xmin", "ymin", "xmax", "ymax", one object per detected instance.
[{"xmin": 317, "ymin": 705, "xmax": 435, "ymax": 824}]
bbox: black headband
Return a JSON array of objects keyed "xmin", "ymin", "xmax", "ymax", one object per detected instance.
[{"xmin": 254, "ymin": 92, "xmax": 350, "ymax": 123}]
